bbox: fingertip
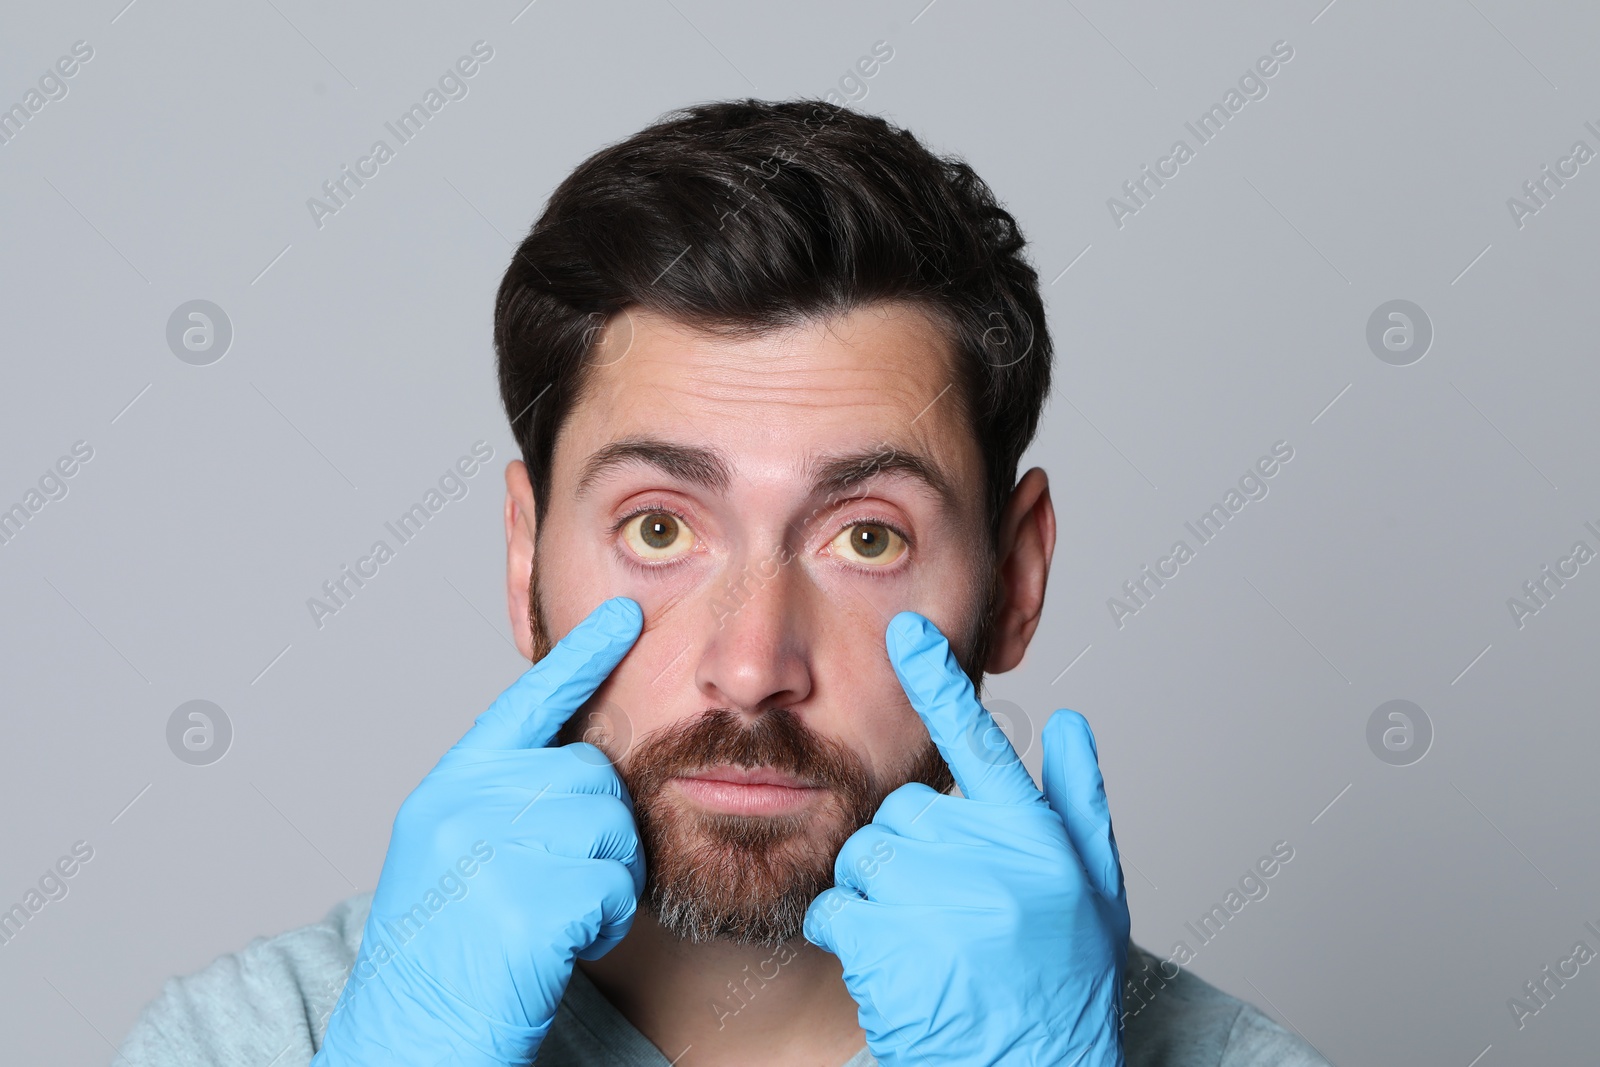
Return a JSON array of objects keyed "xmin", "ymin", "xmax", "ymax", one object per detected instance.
[
  {"xmin": 1044, "ymin": 707, "xmax": 1098, "ymax": 759},
  {"xmin": 884, "ymin": 613, "xmax": 958, "ymax": 705},
  {"xmin": 802, "ymin": 892, "xmax": 838, "ymax": 950},
  {"xmin": 874, "ymin": 781, "xmax": 942, "ymax": 828},
  {"xmin": 577, "ymin": 926, "xmax": 627, "ymax": 961},
  {"xmin": 630, "ymin": 861, "xmax": 646, "ymax": 900},
  {"xmin": 801, "ymin": 905, "xmax": 821, "ymax": 948},
  {"xmin": 887, "ymin": 609, "xmax": 927, "ymax": 633},
  {"xmin": 885, "ymin": 610, "xmax": 935, "ymax": 653},
  {"xmin": 601, "ymin": 596, "xmax": 643, "ymax": 632}
]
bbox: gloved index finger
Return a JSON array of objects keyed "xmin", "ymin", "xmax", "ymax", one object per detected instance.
[
  {"xmin": 1041, "ymin": 708, "xmax": 1124, "ymax": 902},
  {"xmin": 456, "ymin": 596, "xmax": 643, "ymax": 750},
  {"xmin": 885, "ymin": 611, "xmax": 1045, "ymax": 808}
]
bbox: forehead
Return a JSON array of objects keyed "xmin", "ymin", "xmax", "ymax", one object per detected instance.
[{"xmin": 554, "ymin": 302, "xmax": 980, "ymax": 488}]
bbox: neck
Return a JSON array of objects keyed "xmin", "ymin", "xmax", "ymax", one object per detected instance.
[{"xmin": 576, "ymin": 905, "xmax": 867, "ymax": 1066}]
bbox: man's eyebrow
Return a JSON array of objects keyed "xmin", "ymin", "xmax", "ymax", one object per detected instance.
[
  {"xmin": 806, "ymin": 446, "xmax": 959, "ymax": 513},
  {"xmin": 574, "ymin": 436, "xmax": 732, "ymax": 499},
  {"xmin": 573, "ymin": 435, "xmax": 959, "ymax": 511}
]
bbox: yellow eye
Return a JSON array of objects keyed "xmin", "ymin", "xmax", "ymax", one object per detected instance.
[
  {"xmin": 623, "ymin": 511, "xmax": 695, "ymax": 561},
  {"xmin": 830, "ymin": 522, "xmax": 906, "ymax": 567}
]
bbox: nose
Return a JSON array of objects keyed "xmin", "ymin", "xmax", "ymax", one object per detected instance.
[{"xmin": 694, "ymin": 546, "xmax": 814, "ymax": 718}]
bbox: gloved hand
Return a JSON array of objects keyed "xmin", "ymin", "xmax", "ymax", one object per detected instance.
[
  {"xmin": 313, "ymin": 596, "xmax": 646, "ymax": 1067},
  {"xmin": 804, "ymin": 611, "xmax": 1130, "ymax": 1067}
]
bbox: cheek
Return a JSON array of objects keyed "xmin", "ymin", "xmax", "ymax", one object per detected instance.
[
  {"xmin": 540, "ymin": 516, "xmax": 689, "ymax": 638},
  {"xmin": 811, "ymin": 531, "xmax": 985, "ymax": 639},
  {"xmin": 588, "ymin": 578, "xmax": 704, "ymax": 714},
  {"xmin": 869, "ymin": 704, "xmax": 929, "ymax": 767},
  {"xmin": 815, "ymin": 617, "xmax": 926, "ymax": 774}
]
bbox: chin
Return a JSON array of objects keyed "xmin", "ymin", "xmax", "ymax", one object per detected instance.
[{"xmin": 640, "ymin": 792, "xmax": 856, "ymax": 948}]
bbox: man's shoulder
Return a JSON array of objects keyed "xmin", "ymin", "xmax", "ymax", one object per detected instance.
[
  {"xmin": 1123, "ymin": 941, "xmax": 1332, "ymax": 1067},
  {"xmin": 115, "ymin": 893, "xmax": 373, "ymax": 1066}
]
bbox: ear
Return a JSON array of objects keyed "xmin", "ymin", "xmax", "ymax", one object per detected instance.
[
  {"xmin": 983, "ymin": 467, "xmax": 1056, "ymax": 674},
  {"xmin": 504, "ymin": 460, "xmax": 539, "ymax": 661}
]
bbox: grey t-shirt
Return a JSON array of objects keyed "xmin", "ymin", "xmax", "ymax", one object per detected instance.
[{"xmin": 114, "ymin": 893, "xmax": 1330, "ymax": 1066}]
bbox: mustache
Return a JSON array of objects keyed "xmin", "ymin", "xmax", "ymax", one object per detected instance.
[{"xmin": 619, "ymin": 706, "xmax": 871, "ymax": 807}]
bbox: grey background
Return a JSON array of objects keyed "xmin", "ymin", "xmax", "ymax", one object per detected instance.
[{"xmin": 2, "ymin": 1, "xmax": 1597, "ymax": 1063}]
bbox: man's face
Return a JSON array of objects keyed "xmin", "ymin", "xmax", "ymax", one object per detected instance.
[{"xmin": 526, "ymin": 302, "xmax": 998, "ymax": 947}]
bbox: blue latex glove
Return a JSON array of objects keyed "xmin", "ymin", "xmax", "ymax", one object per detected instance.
[
  {"xmin": 313, "ymin": 596, "xmax": 646, "ymax": 1067},
  {"xmin": 804, "ymin": 611, "xmax": 1130, "ymax": 1067}
]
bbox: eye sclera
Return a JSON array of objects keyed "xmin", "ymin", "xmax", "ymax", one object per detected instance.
[{"xmin": 609, "ymin": 501, "xmax": 915, "ymax": 573}]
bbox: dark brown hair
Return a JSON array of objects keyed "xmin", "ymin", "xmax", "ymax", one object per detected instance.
[{"xmin": 494, "ymin": 98, "xmax": 1053, "ymax": 543}]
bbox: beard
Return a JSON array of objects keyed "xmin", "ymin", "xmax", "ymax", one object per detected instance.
[
  {"xmin": 610, "ymin": 704, "xmax": 954, "ymax": 948},
  {"xmin": 531, "ymin": 550, "xmax": 1001, "ymax": 948}
]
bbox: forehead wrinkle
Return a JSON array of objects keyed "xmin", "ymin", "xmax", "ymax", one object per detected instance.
[
  {"xmin": 643, "ymin": 332, "xmax": 942, "ymax": 406},
  {"xmin": 666, "ymin": 360, "xmax": 924, "ymax": 414}
]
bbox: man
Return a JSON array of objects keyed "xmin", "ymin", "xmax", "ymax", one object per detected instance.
[{"xmin": 116, "ymin": 100, "xmax": 1328, "ymax": 1066}]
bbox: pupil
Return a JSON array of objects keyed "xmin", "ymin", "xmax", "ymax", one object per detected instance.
[
  {"xmin": 641, "ymin": 513, "xmax": 677, "ymax": 549},
  {"xmin": 854, "ymin": 524, "xmax": 887, "ymax": 558}
]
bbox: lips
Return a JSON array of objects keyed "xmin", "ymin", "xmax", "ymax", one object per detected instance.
[
  {"xmin": 681, "ymin": 764, "xmax": 815, "ymax": 788},
  {"xmin": 672, "ymin": 764, "xmax": 824, "ymax": 815}
]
